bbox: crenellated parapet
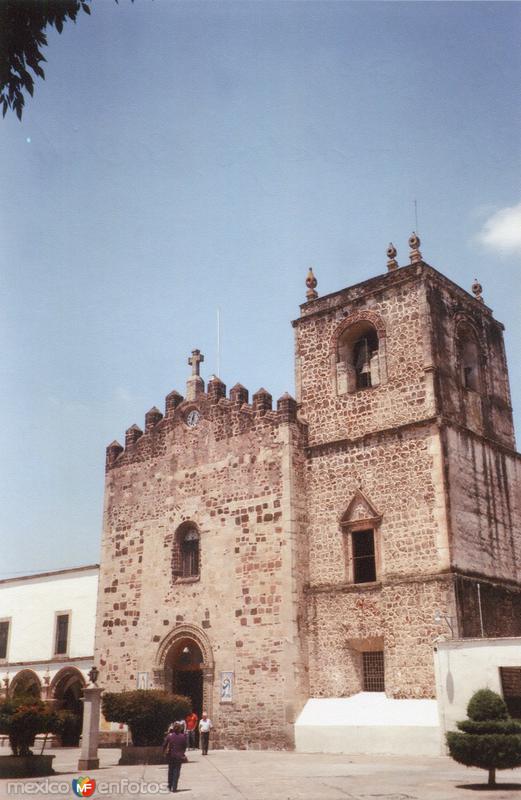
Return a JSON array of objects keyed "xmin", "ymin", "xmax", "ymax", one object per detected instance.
[{"xmin": 105, "ymin": 379, "xmax": 305, "ymax": 471}]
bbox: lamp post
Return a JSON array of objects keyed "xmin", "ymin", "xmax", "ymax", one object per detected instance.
[{"xmin": 78, "ymin": 665, "xmax": 103, "ymax": 771}]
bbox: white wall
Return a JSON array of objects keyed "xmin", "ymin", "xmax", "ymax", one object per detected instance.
[
  {"xmin": 0, "ymin": 567, "xmax": 98, "ymax": 664},
  {"xmin": 434, "ymin": 637, "xmax": 521, "ymax": 736},
  {"xmin": 295, "ymin": 693, "xmax": 442, "ymax": 755}
]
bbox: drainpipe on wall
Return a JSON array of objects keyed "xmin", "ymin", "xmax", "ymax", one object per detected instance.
[{"xmin": 477, "ymin": 582, "xmax": 485, "ymax": 637}]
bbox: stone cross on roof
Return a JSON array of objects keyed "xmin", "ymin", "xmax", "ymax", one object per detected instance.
[{"xmin": 188, "ymin": 349, "xmax": 204, "ymax": 377}]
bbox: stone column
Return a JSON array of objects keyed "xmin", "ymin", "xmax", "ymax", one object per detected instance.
[{"xmin": 78, "ymin": 686, "xmax": 103, "ymax": 770}]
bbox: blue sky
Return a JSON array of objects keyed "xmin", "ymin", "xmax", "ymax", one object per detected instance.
[{"xmin": 1, "ymin": 1, "xmax": 520, "ymax": 577}]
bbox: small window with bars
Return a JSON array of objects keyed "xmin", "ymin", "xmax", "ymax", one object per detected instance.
[
  {"xmin": 54, "ymin": 613, "xmax": 70, "ymax": 655},
  {"xmin": 500, "ymin": 667, "xmax": 521, "ymax": 719},
  {"xmin": 0, "ymin": 620, "xmax": 10, "ymax": 660},
  {"xmin": 352, "ymin": 529, "xmax": 377, "ymax": 583},
  {"xmin": 363, "ymin": 651, "xmax": 385, "ymax": 692}
]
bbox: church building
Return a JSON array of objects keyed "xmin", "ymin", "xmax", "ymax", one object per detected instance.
[{"xmin": 94, "ymin": 235, "xmax": 521, "ymax": 750}]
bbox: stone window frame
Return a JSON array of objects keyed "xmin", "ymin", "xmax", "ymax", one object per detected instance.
[
  {"xmin": 331, "ymin": 310, "xmax": 387, "ymax": 396},
  {"xmin": 53, "ymin": 610, "xmax": 71, "ymax": 658},
  {"xmin": 346, "ymin": 636, "xmax": 385, "ymax": 693},
  {"xmin": 0, "ymin": 617, "xmax": 11, "ymax": 663},
  {"xmin": 454, "ymin": 315, "xmax": 484, "ymax": 395},
  {"xmin": 340, "ymin": 491, "xmax": 383, "ymax": 585},
  {"xmin": 172, "ymin": 521, "xmax": 201, "ymax": 584}
]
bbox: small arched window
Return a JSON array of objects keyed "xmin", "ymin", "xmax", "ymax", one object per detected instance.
[
  {"xmin": 337, "ymin": 321, "xmax": 380, "ymax": 393},
  {"xmin": 457, "ymin": 322, "xmax": 481, "ymax": 393},
  {"xmin": 180, "ymin": 527, "xmax": 199, "ymax": 578},
  {"xmin": 172, "ymin": 523, "xmax": 200, "ymax": 581}
]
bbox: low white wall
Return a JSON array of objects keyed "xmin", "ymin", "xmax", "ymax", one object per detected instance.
[
  {"xmin": 434, "ymin": 636, "xmax": 521, "ymax": 737},
  {"xmin": 295, "ymin": 693, "xmax": 442, "ymax": 755}
]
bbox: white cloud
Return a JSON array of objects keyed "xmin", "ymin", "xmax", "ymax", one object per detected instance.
[{"xmin": 477, "ymin": 202, "xmax": 521, "ymax": 255}]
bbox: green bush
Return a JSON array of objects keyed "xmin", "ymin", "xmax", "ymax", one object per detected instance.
[
  {"xmin": 457, "ymin": 719, "xmax": 521, "ymax": 735},
  {"xmin": 447, "ymin": 689, "xmax": 521, "ymax": 786},
  {"xmin": 55, "ymin": 709, "xmax": 82, "ymax": 746},
  {"xmin": 0, "ymin": 697, "xmax": 58, "ymax": 756},
  {"xmin": 102, "ymin": 690, "xmax": 191, "ymax": 747},
  {"xmin": 467, "ymin": 689, "xmax": 509, "ymax": 722}
]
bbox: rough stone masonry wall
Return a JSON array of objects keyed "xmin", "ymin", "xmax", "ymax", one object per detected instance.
[
  {"xmin": 426, "ymin": 272, "xmax": 516, "ymax": 449},
  {"xmin": 305, "ymin": 423, "xmax": 453, "ymax": 698},
  {"xmin": 294, "ymin": 265, "xmax": 437, "ymax": 448},
  {"xmin": 95, "ymin": 387, "xmax": 308, "ymax": 749},
  {"xmin": 424, "ymin": 270, "xmax": 521, "ymax": 634},
  {"xmin": 308, "ymin": 576, "xmax": 453, "ymax": 699},
  {"xmin": 295, "ymin": 265, "xmax": 454, "ymax": 698},
  {"xmin": 445, "ymin": 427, "xmax": 521, "ymax": 584}
]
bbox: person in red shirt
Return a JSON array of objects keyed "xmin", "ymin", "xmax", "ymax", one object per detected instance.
[{"xmin": 185, "ymin": 711, "xmax": 198, "ymax": 750}]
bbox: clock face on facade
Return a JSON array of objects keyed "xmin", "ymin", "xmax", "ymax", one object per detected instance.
[{"xmin": 186, "ymin": 409, "xmax": 200, "ymax": 428}]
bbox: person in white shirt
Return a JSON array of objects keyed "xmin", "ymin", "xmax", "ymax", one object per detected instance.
[{"xmin": 198, "ymin": 711, "xmax": 213, "ymax": 755}]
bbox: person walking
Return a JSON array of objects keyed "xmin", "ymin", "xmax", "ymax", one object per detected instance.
[
  {"xmin": 198, "ymin": 711, "xmax": 213, "ymax": 755},
  {"xmin": 163, "ymin": 722, "xmax": 187, "ymax": 792},
  {"xmin": 185, "ymin": 710, "xmax": 198, "ymax": 749}
]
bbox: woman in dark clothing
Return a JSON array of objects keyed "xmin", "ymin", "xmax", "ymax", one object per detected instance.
[{"xmin": 163, "ymin": 722, "xmax": 187, "ymax": 792}]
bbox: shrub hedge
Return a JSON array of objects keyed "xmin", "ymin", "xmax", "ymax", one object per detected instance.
[{"xmin": 102, "ymin": 690, "xmax": 191, "ymax": 746}]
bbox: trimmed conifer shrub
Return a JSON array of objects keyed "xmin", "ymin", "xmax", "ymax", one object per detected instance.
[
  {"xmin": 447, "ymin": 688, "xmax": 521, "ymax": 787},
  {"xmin": 102, "ymin": 690, "xmax": 191, "ymax": 746}
]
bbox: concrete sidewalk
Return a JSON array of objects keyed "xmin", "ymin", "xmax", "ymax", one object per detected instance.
[{"xmin": 1, "ymin": 747, "xmax": 521, "ymax": 799}]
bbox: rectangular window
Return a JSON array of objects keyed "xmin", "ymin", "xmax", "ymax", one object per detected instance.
[
  {"xmin": 363, "ymin": 651, "xmax": 385, "ymax": 692},
  {"xmin": 352, "ymin": 529, "xmax": 376, "ymax": 583},
  {"xmin": 500, "ymin": 667, "xmax": 521, "ymax": 719},
  {"xmin": 0, "ymin": 620, "xmax": 9, "ymax": 660},
  {"xmin": 55, "ymin": 614, "xmax": 69, "ymax": 655}
]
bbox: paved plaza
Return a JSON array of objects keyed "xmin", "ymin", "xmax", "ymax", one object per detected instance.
[{"xmin": 1, "ymin": 746, "xmax": 521, "ymax": 800}]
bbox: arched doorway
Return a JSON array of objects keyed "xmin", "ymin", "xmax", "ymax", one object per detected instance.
[
  {"xmin": 51, "ymin": 668, "xmax": 86, "ymax": 746},
  {"xmin": 155, "ymin": 624, "xmax": 214, "ymax": 723},
  {"xmin": 166, "ymin": 638, "xmax": 204, "ymax": 718}
]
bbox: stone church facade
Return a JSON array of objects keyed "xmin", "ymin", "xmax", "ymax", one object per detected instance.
[{"xmin": 95, "ymin": 237, "xmax": 521, "ymax": 749}]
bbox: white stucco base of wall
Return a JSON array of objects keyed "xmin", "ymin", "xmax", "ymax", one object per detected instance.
[{"xmin": 294, "ymin": 693, "xmax": 442, "ymax": 755}]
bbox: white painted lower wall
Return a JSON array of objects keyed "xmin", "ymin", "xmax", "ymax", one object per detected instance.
[
  {"xmin": 295, "ymin": 693, "xmax": 442, "ymax": 755},
  {"xmin": 434, "ymin": 636, "xmax": 521, "ymax": 737}
]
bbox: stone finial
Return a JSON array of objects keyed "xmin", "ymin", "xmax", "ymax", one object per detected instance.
[
  {"xmin": 408, "ymin": 232, "xmax": 422, "ymax": 263},
  {"xmin": 106, "ymin": 440, "xmax": 123, "ymax": 467},
  {"xmin": 305, "ymin": 268, "xmax": 318, "ymax": 301},
  {"xmin": 230, "ymin": 383, "xmax": 249, "ymax": 405},
  {"xmin": 125, "ymin": 424, "xmax": 143, "ymax": 448},
  {"xmin": 208, "ymin": 375, "xmax": 226, "ymax": 404},
  {"xmin": 252, "ymin": 387, "xmax": 273, "ymax": 415},
  {"xmin": 145, "ymin": 406, "xmax": 163, "ymax": 432},
  {"xmin": 165, "ymin": 389, "xmax": 183, "ymax": 416},
  {"xmin": 471, "ymin": 278, "xmax": 484, "ymax": 303},
  {"xmin": 277, "ymin": 391, "xmax": 297, "ymax": 422},
  {"xmin": 387, "ymin": 243, "xmax": 398, "ymax": 271},
  {"xmin": 186, "ymin": 349, "xmax": 205, "ymax": 401}
]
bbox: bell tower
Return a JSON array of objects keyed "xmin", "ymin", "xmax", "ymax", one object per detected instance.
[{"xmin": 293, "ymin": 238, "xmax": 521, "ymax": 701}]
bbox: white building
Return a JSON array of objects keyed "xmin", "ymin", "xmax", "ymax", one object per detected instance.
[{"xmin": 0, "ymin": 565, "xmax": 98, "ymax": 711}]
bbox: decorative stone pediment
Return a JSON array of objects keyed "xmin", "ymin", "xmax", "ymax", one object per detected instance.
[{"xmin": 340, "ymin": 490, "xmax": 382, "ymax": 529}]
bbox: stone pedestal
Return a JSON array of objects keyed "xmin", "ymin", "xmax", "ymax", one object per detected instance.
[
  {"xmin": 186, "ymin": 374, "xmax": 204, "ymax": 401},
  {"xmin": 78, "ymin": 686, "xmax": 102, "ymax": 771}
]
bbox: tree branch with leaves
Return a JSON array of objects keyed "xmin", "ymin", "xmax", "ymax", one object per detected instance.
[{"xmin": 0, "ymin": 0, "xmax": 91, "ymax": 120}]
